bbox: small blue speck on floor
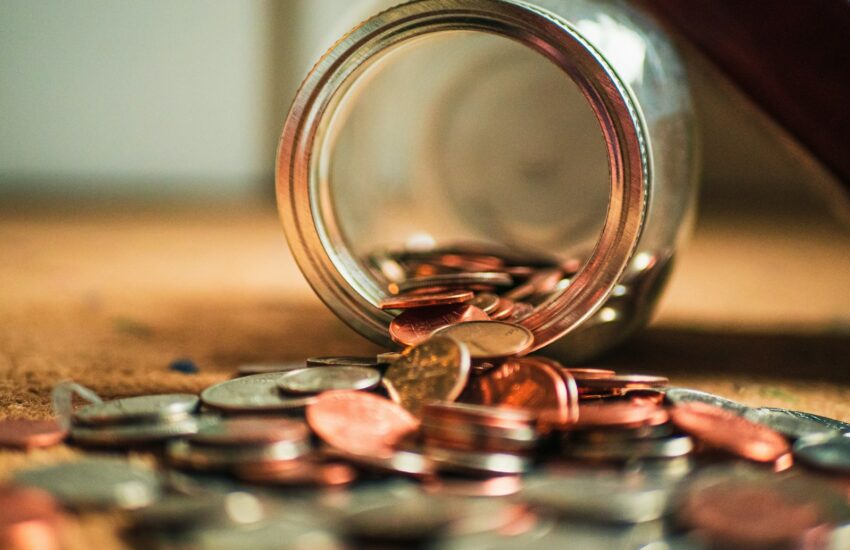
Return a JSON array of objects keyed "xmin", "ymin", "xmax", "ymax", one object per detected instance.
[{"xmin": 169, "ymin": 358, "xmax": 198, "ymax": 374}]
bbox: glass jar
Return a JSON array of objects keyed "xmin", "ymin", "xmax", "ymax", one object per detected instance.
[{"xmin": 276, "ymin": 0, "xmax": 698, "ymax": 362}]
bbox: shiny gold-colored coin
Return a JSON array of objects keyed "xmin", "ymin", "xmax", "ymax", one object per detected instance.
[{"xmin": 383, "ymin": 337, "xmax": 471, "ymax": 417}]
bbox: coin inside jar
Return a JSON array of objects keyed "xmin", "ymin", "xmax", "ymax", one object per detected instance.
[
  {"xmin": 380, "ymin": 290, "xmax": 474, "ymax": 310},
  {"xmin": 277, "ymin": 366, "xmax": 382, "ymax": 394},
  {"xmin": 389, "ymin": 304, "xmax": 490, "ymax": 347},
  {"xmin": 432, "ymin": 321, "xmax": 534, "ymax": 359}
]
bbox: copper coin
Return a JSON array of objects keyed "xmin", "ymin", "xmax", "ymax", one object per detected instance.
[
  {"xmin": 679, "ymin": 480, "xmax": 824, "ymax": 549},
  {"xmin": 506, "ymin": 302, "xmax": 535, "ymax": 323},
  {"xmin": 383, "ymin": 337, "xmax": 470, "ymax": 416},
  {"xmin": 0, "ymin": 419, "xmax": 67, "ymax": 450},
  {"xmin": 574, "ymin": 402, "xmax": 669, "ymax": 429},
  {"xmin": 389, "ymin": 304, "xmax": 489, "ymax": 347},
  {"xmin": 235, "ymin": 460, "xmax": 356, "ymax": 487},
  {"xmin": 380, "ymin": 290, "xmax": 474, "ymax": 310},
  {"xmin": 0, "ymin": 486, "xmax": 62, "ymax": 550},
  {"xmin": 563, "ymin": 368, "xmax": 616, "ymax": 379},
  {"xmin": 189, "ymin": 417, "xmax": 309, "ymax": 447},
  {"xmin": 468, "ymin": 293, "xmax": 500, "ymax": 314},
  {"xmin": 431, "ymin": 253, "xmax": 505, "ymax": 272},
  {"xmin": 432, "ymin": 321, "xmax": 534, "ymax": 360},
  {"xmin": 670, "ymin": 402, "xmax": 791, "ymax": 462},
  {"xmin": 463, "ymin": 358, "xmax": 571, "ymax": 428},
  {"xmin": 307, "ymin": 391, "xmax": 420, "ymax": 458},
  {"xmin": 489, "ymin": 298, "xmax": 516, "ymax": 320},
  {"xmin": 393, "ymin": 272, "xmax": 513, "ymax": 294},
  {"xmin": 522, "ymin": 357, "xmax": 579, "ymax": 426},
  {"xmin": 574, "ymin": 374, "xmax": 669, "ymax": 392},
  {"xmin": 423, "ymin": 402, "xmax": 535, "ymax": 429}
]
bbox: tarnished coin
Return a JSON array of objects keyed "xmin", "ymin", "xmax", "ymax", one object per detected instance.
[
  {"xmin": 236, "ymin": 362, "xmax": 307, "ymax": 376},
  {"xmin": 71, "ymin": 416, "xmax": 206, "ymax": 446},
  {"xmin": 73, "ymin": 393, "xmax": 199, "ymax": 425},
  {"xmin": 462, "ymin": 358, "xmax": 572, "ymax": 428},
  {"xmin": 306, "ymin": 356, "xmax": 381, "ymax": 368},
  {"xmin": 745, "ymin": 407, "xmax": 838, "ymax": 440},
  {"xmin": 427, "ymin": 447, "xmax": 531, "ymax": 475},
  {"xmin": 380, "ymin": 290, "xmax": 474, "ymax": 310},
  {"xmin": 432, "ymin": 321, "xmax": 534, "ymax": 359},
  {"xmin": 13, "ymin": 458, "xmax": 161, "ymax": 510},
  {"xmin": 392, "ymin": 272, "xmax": 513, "ymax": 294},
  {"xmin": 759, "ymin": 408, "xmax": 850, "ymax": 433},
  {"xmin": 189, "ymin": 417, "xmax": 310, "ymax": 447},
  {"xmin": 167, "ymin": 439, "xmax": 310, "ymax": 471},
  {"xmin": 793, "ymin": 433, "xmax": 850, "ymax": 474},
  {"xmin": 565, "ymin": 434, "xmax": 694, "ymax": 461},
  {"xmin": 0, "ymin": 419, "xmax": 67, "ymax": 449},
  {"xmin": 0, "ymin": 486, "xmax": 62, "ymax": 550},
  {"xmin": 307, "ymin": 391, "xmax": 420, "ymax": 458},
  {"xmin": 277, "ymin": 366, "xmax": 381, "ymax": 394},
  {"xmin": 383, "ymin": 337, "xmax": 471, "ymax": 416},
  {"xmin": 389, "ymin": 304, "xmax": 489, "ymax": 347},
  {"xmin": 201, "ymin": 373, "xmax": 316, "ymax": 413},
  {"xmin": 665, "ymin": 387, "xmax": 750, "ymax": 415},
  {"xmin": 670, "ymin": 402, "xmax": 790, "ymax": 464}
]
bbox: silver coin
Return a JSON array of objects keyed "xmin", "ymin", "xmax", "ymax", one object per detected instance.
[
  {"xmin": 432, "ymin": 321, "xmax": 534, "ymax": 359},
  {"xmin": 130, "ymin": 493, "xmax": 230, "ymax": 528},
  {"xmin": 521, "ymin": 472, "xmax": 672, "ymax": 523},
  {"xmin": 395, "ymin": 272, "xmax": 513, "ymax": 293},
  {"xmin": 167, "ymin": 439, "xmax": 310, "ymax": 471},
  {"xmin": 427, "ymin": 447, "xmax": 531, "ymax": 475},
  {"xmin": 565, "ymin": 434, "xmax": 693, "ymax": 461},
  {"xmin": 761, "ymin": 407, "xmax": 850, "ymax": 433},
  {"xmin": 236, "ymin": 362, "xmax": 307, "ymax": 376},
  {"xmin": 13, "ymin": 457, "xmax": 161, "ymax": 510},
  {"xmin": 663, "ymin": 387, "xmax": 750, "ymax": 415},
  {"xmin": 306, "ymin": 356, "xmax": 381, "ymax": 368},
  {"xmin": 73, "ymin": 393, "xmax": 199, "ymax": 425},
  {"xmin": 71, "ymin": 416, "xmax": 208, "ymax": 446},
  {"xmin": 793, "ymin": 433, "xmax": 850, "ymax": 474},
  {"xmin": 744, "ymin": 407, "xmax": 839, "ymax": 440},
  {"xmin": 201, "ymin": 373, "xmax": 316, "ymax": 413},
  {"xmin": 189, "ymin": 416, "xmax": 310, "ymax": 447},
  {"xmin": 277, "ymin": 366, "xmax": 381, "ymax": 394},
  {"xmin": 324, "ymin": 448, "xmax": 435, "ymax": 478}
]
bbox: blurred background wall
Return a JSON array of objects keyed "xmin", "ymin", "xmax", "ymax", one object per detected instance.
[{"xmin": 0, "ymin": 0, "xmax": 846, "ymax": 216}]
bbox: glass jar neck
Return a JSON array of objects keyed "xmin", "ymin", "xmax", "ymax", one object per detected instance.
[{"xmin": 277, "ymin": 0, "xmax": 649, "ymax": 352}]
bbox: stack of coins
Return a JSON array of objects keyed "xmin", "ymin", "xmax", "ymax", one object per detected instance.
[
  {"xmin": 70, "ymin": 394, "xmax": 204, "ymax": 446},
  {"xmin": 166, "ymin": 417, "xmax": 313, "ymax": 478}
]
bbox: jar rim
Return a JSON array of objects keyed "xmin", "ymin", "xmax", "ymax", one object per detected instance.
[{"xmin": 276, "ymin": 0, "xmax": 648, "ymax": 352}]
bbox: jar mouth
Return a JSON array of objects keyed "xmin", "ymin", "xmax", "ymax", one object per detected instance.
[{"xmin": 277, "ymin": 0, "xmax": 648, "ymax": 352}]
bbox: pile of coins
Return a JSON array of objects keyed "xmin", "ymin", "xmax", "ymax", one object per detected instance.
[{"xmin": 1, "ymin": 246, "xmax": 850, "ymax": 548}]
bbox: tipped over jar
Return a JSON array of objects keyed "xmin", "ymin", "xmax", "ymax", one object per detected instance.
[{"xmin": 276, "ymin": 0, "xmax": 698, "ymax": 362}]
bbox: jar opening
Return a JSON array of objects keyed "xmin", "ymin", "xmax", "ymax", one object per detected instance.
[{"xmin": 278, "ymin": 0, "xmax": 648, "ymax": 351}]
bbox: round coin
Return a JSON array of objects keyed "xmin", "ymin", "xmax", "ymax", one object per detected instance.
[
  {"xmin": 70, "ymin": 416, "xmax": 205, "ymax": 446},
  {"xmin": 0, "ymin": 419, "xmax": 67, "ymax": 450},
  {"xmin": 463, "ymin": 358, "xmax": 571, "ymax": 428},
  {"xmin": 745, "ymin": 407, "xmax": 838, "ymax": 440},
  {"xmin": 427, "ymin": 447, "xmax": 531, "ymax": 475},
  {"xmin": 383, "ymin": 337, "xmax": 471, "ymax": 416},
  {"xmin": 389, "ymin": 304, "xmax": 489, "ymax": 347},
  {"xmin": 468, "ymin": 293, "xmax": 500, "ymax": 314},
  {"xmin": 307, "ymin": 391, "xmax": 420, "ymax": 458},
  {"xmin": 277, "ymin": 366, "xmax": 381, "ymax": 394},
  {"xmin": 670, "ymin": 402, "xmax": 790, "ymax": 463},
  {"xmin": 167, "ymin": 439, "xmax": 309, "ymax": 471},
  {"xmin": 793, "ymin": 433, "xmax": 850, "ymax": 474},
  {"xmin": 565, "ymin": 434, "xmax": 694, "ymax": 461},
  {"xmin": 664, "ymin": 387, "xmax": 750, "ymax": 415},
  {"xmin": 13, "ymin": 458, "xmax": 161, "ymax": 510},
  {"xmin": 574, "ymin": 374, "xmax": 669, "ymax": 392},
  {"xmin": 189, "ymin": 417, "xmax": 310, "ymax": 447},
  {"xmin": 380, "ymin": 290, "xmax": 474, "ymax": 310},
  {"xmin": 306, "ymin": 356, "xmax": 381, "ymax": 368},
  {"xmin": 235, "ymin": 460, "xmax": 357, "ymax": 487},
  {"xmin": 432, "ymin": 321, "xmax": 534, "ymax": 359},
  {"xmin": 574, "ymin": 402, "xmax": 669, "ymax": 429},
  {"xmin": 563, "ymin": 368, "xmax": 616, "ymax": 379},
  {"xmin": 393, "ymin": 272, "xmax": 513, "ymax": 294},
  {"xmin": 201, "ymin": 373, "xmax": 316, "ymax": 413},
  {"xmin": 73, "ymin": 393, "xmax": 199, "ymax": 426}
]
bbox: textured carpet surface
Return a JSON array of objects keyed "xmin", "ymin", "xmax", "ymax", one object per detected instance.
[{"xmin": 1, "ymin": 200, "xmax": 848, "ymax": 549}]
